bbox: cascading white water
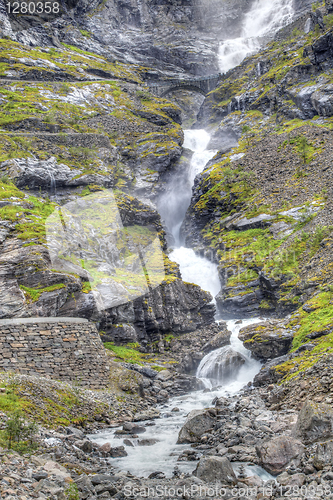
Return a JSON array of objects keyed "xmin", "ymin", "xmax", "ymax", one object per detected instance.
[
  {"xmin": 160, "ymin": 129, "xmax": 221, "ymax": 301},
  {"xmin": 196, "ymin": 319, "xmax": 263, "ymax": 389},
  {"xmin": 218, "ymin": 0, "xmax": 294, "ymax": 73},
  {"xmin": 89, "ymin": 317, "xmax": 265, "ymax": 478},
  {"xmin": 89, "ymin": 2, "xmax": 298, "ymax": 479},
  {"xmin": 158, "ymin": 130, "xmax": 216, "ymax": 248},
  {"xmin": 169, "ymin": 247, "xmax": 221, "ymax": 300}
]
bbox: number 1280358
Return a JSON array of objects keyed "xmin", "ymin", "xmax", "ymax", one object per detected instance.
[{"xmin": 6, "ymin": 2, "xmax": 60, "ymax": 14}]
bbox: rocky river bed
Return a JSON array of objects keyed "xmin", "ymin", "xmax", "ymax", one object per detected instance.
[{"xmin": 3, "ymin": 382, "xmax": 333, "ymax": 500}]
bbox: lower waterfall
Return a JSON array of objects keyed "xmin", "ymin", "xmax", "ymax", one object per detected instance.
[
  {"xmin": 88, "ymin": 135, "xmax": 266, "ymax": 478},
  {"xmin": 196, "ymin": 319, "xmax": 262, "ymax": 390},
  {"xmin": 89, "ymin": 319, "xmax": 264, "ymax": 478}
]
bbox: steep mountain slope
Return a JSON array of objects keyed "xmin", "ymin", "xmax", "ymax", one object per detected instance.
[
  {"xmin": 0, "ymin": 38, "xmax": 215, "ymax": 341},
  {"xmin": 0, "ymin": 0, "xmax": 316, "ymax": 77},
  {"xmin": 180, "ymin": 1, "xmax": 333, "ymax": 395}
]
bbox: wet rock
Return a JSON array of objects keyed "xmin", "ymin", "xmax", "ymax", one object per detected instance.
[
  {"xmin": 197, "ymin": 347, "xmax": 246, "ymax": 385},
  {"xmin": 294, "ymin": 400, "xmax": 333, "ymax": 444},
  {"xmin": 99, "ymin": 442, "xmax": 112, "ymax": 454},
  {"xmin": 123, "ymin": 439, "xmax": 134, "ymax": 447},
  {"xmin": 177, "ymin": 409, "xmax": 216, "ymax": 444},
  {"xmin": 110, "ymin": 446, "xmax": 128, "ymax": 457},
  {"xmin": 133, "ymin": 409, "xmax": 160, "ymax": 421},
  {"xmin": 256, "ymin": 436, "xmax": 305, "ymax": 475},
  {"xmin": 239, "ymin": 320, "xmax": 293, "ymax": 360},
  {"xmin": 137, "ymin": 438, "xmax": 159, "ymax": 446},
  {"xmin": 253, "ymin": 355, "xmax": 289, "ymax": 386},
  {"xmin": 194, "ymin": 456, "xmax": 237, "ymax": 484},
  {"xmin": 201, "ymin": 327, "xmax": 232, "ymax": 353},
  {"xmin": 148, "ymin": 471, "xmax": 166, "ymax": 479},
  {"xmin": 123, "ymin": 422, "xmax": 146, "ymax": 434}
]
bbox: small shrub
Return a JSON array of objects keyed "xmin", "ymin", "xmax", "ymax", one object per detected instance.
[
  {"xmin": 65, "ymin": 483, "xmax": 80, "ymax": 500},
  {"xmin": 0, "ymin": 174, "xmax": 12, "ymax": 184},
  {"xmin": 4, "ymin": 411, "xmax": 37, "ymax": 449},
  {"xmin": 136, "ymin": 90, "xmax": 152, "ymax": 101}
]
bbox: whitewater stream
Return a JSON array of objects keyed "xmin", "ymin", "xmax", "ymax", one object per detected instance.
[
  {"xmin": 90, "ymin": 0, "xmax": 296, "ymax": 478},
  {"xmin": 218, "ymin": 0, "xmax": 294, "ymax": 73},
  {"xmin": 90, "ymin": 318, "xmax": 265, "ymax": 479},
  {"xmin": 89, "ymin": 132, "xmax": 265, "ymax": 477}
]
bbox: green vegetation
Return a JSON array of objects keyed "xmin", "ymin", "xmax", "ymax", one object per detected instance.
[
  {"xmin": 0, "ymin": 386, "xmax": 26, "ymax": 414},
  {"xmin": 104, "ymin": 342, "xmax": 147, "ymax": 364},
  {"xmin": 2, "ymin": 411, "xmax": 37, "ymax": 452},
  {"xmin": 0, "ymin": 38, "xmax": 142, "ymax": 82},
  {"xmin": 136, "ymin": 90, "xmax": 152, "ymax": 101},
  {"xmin": 0, "ymin": 180, "xmax": 55, "ymax": 243},
  {"xmin": 289, "ymin": 292, "xmax": 333, "ymax": 351},
  {"xmin": 65, "ymin": 484, "xmax": 80, "ymax": 500},
  {"xmin": 19, "ymin": 284, "xmax": 67, "ymax": 303}
]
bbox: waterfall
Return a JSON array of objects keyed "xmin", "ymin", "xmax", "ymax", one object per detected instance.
[
  {"xmin": 218, "ymin": 0, "xmax": 294, "ymax": 73},
  {"xmin": 196, "ymin": 319, "xmax": 263, "ymax": 390},
  {"xmin": 157, "ymin": 130, "xmax": 214, "ymax": 247},
  {"xmin": 157, "ymin": 129, "xmax": 220, "ymax": 302}
]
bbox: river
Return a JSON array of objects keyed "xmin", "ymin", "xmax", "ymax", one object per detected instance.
[{"xmin": 90, "ymin": 0, "xmax": 296, "ymax": 478}]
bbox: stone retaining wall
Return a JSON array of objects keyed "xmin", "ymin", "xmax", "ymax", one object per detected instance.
[{"xmin": 0, "ymin": 317, "xmax": 110, "ymax": 388}]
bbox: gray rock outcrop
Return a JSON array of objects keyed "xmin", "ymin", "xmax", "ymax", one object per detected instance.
[
  {"xmin": 294, "ymin": 400, "xmax": 333, "ymax": 444},
  {"xmin": 194, "ymin": 456, "xmax": 237, "ymax": 484},
  {"xmin": 238, "ymin": 320, "xmax": 293, "ymax": 360},
  {"xmin": 256, "ymin": 436, "xmax": 305, "ymax": 475},
  {"xmin": 177, "ymin": 409, "xmax": 216, "ymax": 444}
]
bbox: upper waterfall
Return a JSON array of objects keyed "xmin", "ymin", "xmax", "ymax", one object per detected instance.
[{"xmin": 218, "ymin": 0, "xmax": 295, "ymax": 73}]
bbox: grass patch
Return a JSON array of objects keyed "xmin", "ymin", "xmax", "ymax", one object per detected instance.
[
  {"xmin": 19, "ymin": 284, "xmax": 67, "ymax": 303},
  {"xmin": 104, "ymin": 342, "xmax": 147, "ymax": 364}
]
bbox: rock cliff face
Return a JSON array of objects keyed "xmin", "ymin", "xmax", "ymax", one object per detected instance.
[
  {"xmin": 1, "ymin": 0, "xmax": 313, "ymax": 77},
  {"xmin": 182, "ymin": 2, "xmax": 333, "ymax": 323},
  {"xmin": 0, "ymin": 34, "xmax": 215, "ymax": 341},
  {"xmin": 0, "ymin": 0, "xmax": 326, "ymax": 359}
]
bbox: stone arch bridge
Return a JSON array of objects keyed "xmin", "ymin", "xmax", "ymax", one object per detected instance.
[{"xmin": 147, "ymin": 74, "xmax": 222, "ymax": 97}]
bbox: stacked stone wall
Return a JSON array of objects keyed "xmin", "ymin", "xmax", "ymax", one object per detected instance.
[{"xmin": 0, "ymin": 318, "xmax": 110, "ymax": 388}]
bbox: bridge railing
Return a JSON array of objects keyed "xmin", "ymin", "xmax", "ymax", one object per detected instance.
[{"xmin": 147, "ymin": 73, "xmax": 222, "ymax": 87}]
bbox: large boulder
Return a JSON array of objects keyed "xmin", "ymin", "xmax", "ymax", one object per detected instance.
[
  {"xmin": 253, "ymin": 355, "xmax": 289, "ymax": 386},
  {"xmin": 294, "ymin": 400, "xmax": 333, "ymax": 444},
  {"xmin": 177, "ymin": 409, "xmax": 216, "ymax": 444},
  {"xmin": 256, "ymin": 436, "xmax": 305, "ymax": 475},
  {"xmin": 0, "ymin": 157, "xmax": 112, "ymax": 189},
  {"xmin": 239, "ymin": 320, "xmax": 293, "ymax": 360},
  {"xmin": 196, "ymin": 347, "xmax": 246, "ymax": 385},
  {"xmin": 313, "ymin": 440, "xmax": 333, "ymax": 470},
  {"xmin": 194, "ymin": 456, "xmax": 237, "ymax": 484}
]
